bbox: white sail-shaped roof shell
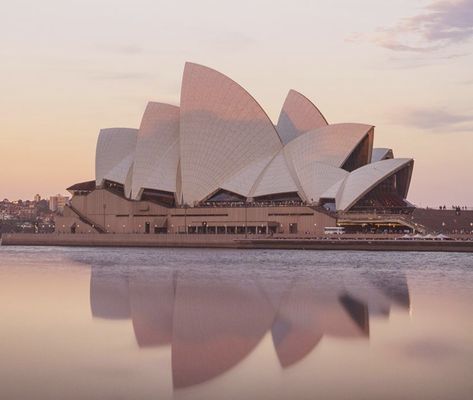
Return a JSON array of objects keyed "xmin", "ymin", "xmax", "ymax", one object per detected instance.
[
  {"xmin": 336, "ymin": 158, "xmax": 414, "ymax": 211},
  {"xmin": 220, "ymin": 154, "xmax": 275, "ymax": 197},
  {"xmin": 276, "ymin": 89, "xmax": 328, "ymax": 144},
  {"xmin": 91, "ymin": 62, "xmax": 414, "ymax": 209},
  {"xmin": 95, "ymin": 128, "xmax": 138, "ymax": 186},
  {"xmin": 250, "ymin": 150, "xmax": 299, "ymax": 197},
  {"xmin": 371, "ymin": 148, "xmax": 394, "ymax": 163},
  {"xmin": 131, "ymin": 102, "xmax": 180, "ymax": 200},
  {"xmin": 319, "ymin": 178, "xmax": 346, "ymax": 200},
  {"xmin": 295, "ymin": 162, "xmax": 349, "ymax": 203},
  {"xmin": 284, "ymin": 123, "xmax": 374, "ymax": 170},
  {"xmin": 282, "ymin": 123, "xmax": 373, "ymax": 202},
  {"xmin": 179, "ymin": 62, "xmax": 282, "ymax": 205}
]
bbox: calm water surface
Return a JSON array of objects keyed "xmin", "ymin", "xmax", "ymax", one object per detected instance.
[{"xmin": 0, "ymin": 246, "xmax": 472, "ymax": 400}]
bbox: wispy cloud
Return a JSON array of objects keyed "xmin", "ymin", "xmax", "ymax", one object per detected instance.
[
  {"xmin": 394, "ymin": 107, "xmax": 473, "ymax": 132},
  {"xmin": 350, "ymin": 0, "xmax": 473, "ymax": 52},
  {"xmin": 378, "ymin": 51, "xmax": 470, "ymax": 69}
]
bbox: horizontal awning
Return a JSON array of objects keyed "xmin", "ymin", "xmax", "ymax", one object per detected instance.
[{"xmin": 67, "ymin": 180, "xmax": 96, "ymax": 192}]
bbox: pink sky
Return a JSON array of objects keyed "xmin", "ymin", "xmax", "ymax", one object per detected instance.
[{"xmin": 1, "ymin": 0, "xmax": 472, "ymax": 206}]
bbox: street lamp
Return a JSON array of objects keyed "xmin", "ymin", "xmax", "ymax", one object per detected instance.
[
  {"xmin": 244, "ymin": 200, "xmax": 248, "ymax": 238},
  {"xmin": 184, "ymin": 203, "xmax": 188, "ymax": 234}
]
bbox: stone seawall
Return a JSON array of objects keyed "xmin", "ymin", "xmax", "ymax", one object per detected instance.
[
  {"xmin": 0, "ymin": 233, "xmax": 241, "ymax": 248},
  {"xmin": 237, "ymin": 238, "xmax": 473, "ymax": 252},
  {"xmin": 2, "ymin": 233, "xmax": 473, "ymax": 252}
]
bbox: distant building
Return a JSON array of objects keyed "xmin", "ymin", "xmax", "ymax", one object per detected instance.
[
  {"xmin": 34, "ymin": 194, "xmax": 41, "ymax": 203},
  {"xmin": 49, "ymin": 194, "xmax": 70, "ymax": 213}
]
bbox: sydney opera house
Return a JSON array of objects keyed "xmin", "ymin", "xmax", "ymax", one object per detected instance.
[{"xmin": 57, "ymin": 62, "xmax": 415, "ymax": 235}]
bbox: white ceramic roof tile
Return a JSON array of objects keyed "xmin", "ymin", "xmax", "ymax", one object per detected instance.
[
  {"xmin": 103, "ymin": 153, "xmax": 135, "ymax": 186},
  {"xmin": 251, "ymin": 150, "xmax": 299, "ymax": 197},
  {"xmin": 220, "ymin": 154, "xmax": 275, "ymax": 197},
  {"xmin": 276, "ymin": 89, "xmax": 328, "ymax": 144},
  {"xmin": 92, "ymin": 63, "xmax": 414, "ymax": 208},
  {"xmin": 319, "ymin": 178, "xmax": 346, "ymax": 199},
  {"xmin": 95, "ymin": 128, "xmax": 138, "ymax": 186},
  {"xmin": 131, "ymin": 102, "xmax": 180, "ymax": 199},
  {"xmin": 285, "ymin": 123, "xmax": 374, "ymax": 169},
  {"xmin": 179, "ymin": 62, "xmax": 282, "ymax": 204},
  {"xmin": 295, "ymin": 162, "xmax": 349, "ymax": 203},
  {"xmin": 336, "ymin": 158, "xmax": 414, "ymax": 211},
  {"xmin": 371, "ymin": 148, "xmax": 394, "ymax": 163}
]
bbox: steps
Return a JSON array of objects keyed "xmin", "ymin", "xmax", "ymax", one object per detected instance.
[{"xmin": 66, "ymin": 204, "xmax": 106, "ymax": 233}]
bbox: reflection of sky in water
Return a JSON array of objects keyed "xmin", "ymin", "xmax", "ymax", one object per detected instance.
[{"xmin": 1, "ymin": 247, "xmax": 472, "ymax": 400}]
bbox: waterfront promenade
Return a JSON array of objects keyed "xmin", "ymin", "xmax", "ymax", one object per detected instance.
[{"xmin": 2, "ymin": 232, "xmax": 473, "ymax": 252}]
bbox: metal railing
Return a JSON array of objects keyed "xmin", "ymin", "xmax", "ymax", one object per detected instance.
[{"xmin": 66, "ymin": 205, "xmax": 106, "ymax": 233}]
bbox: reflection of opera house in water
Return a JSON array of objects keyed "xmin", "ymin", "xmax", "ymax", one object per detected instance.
[{"xmin": 90, "ymin": 265, "xmax": 410, "ymax": 389}]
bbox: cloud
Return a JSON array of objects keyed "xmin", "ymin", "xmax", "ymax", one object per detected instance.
[
  {"xmin": 352, "ymin": 0, "xmax": 473, "ymax": 52},
  {"xmin": 379, "ymin": 51, "xmax": 470, "ymax": 69},
  {"xmin": 394, "ymin": 108, "xmax": 473, "ymax": 132}
]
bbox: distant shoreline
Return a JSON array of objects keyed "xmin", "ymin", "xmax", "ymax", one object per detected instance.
[{"xmin": 2, "ymin": 233, "xmax": 473, "ymax": 252}]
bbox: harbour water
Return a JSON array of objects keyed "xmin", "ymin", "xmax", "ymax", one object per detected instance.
[{"xmin": 0, "ymin": 246, "xmax": 472, "ymax": 400}]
